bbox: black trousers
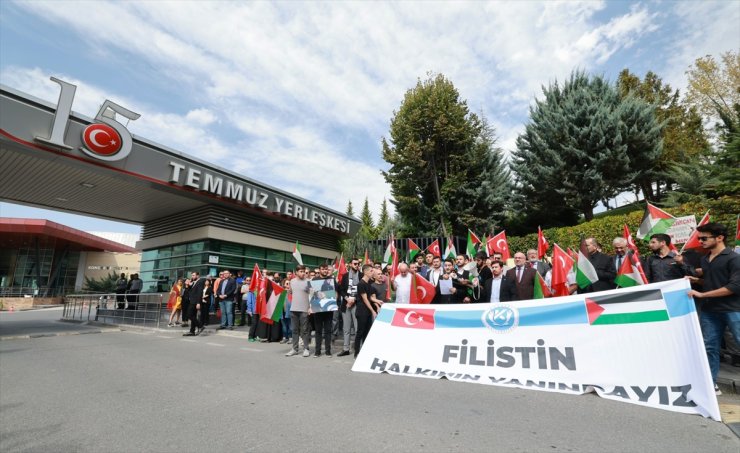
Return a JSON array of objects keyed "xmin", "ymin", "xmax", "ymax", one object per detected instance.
[
  {"xmin": 354, "ymin": 310, "xmax": 374, "ymax": 356},
  {"xmin": 200, "ymin": 300, "xmax": 210, "ymax": 326},
  {"xmin": 313, "ymin": 311, "xmax": 333, "ymax": 354},
  {"xmin": 188, "ymin": 303, "xmax": 202, "ymax": 334}
]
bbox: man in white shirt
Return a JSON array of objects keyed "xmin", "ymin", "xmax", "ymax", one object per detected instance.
[
  {"xmin": 485, "ymin": 260, "xmax": 507, "ymax": 302},
  {"xmin": 392, "ymin": 263, "xmax": 412, "ymax": 303}
]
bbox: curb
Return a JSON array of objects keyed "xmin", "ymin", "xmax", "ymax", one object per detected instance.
[{"xmin": 0, "ymin": 327, "xmax": 121, "ymax": 341}]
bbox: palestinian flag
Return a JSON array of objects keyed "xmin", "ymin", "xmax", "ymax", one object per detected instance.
[
  {"xmin": 615, "ymin": 254, "xmax": 645, "ymax": 288},
  {"xmin": 444, "ymin": 237, "xmax": 457, "ymax": 260},
  {"xmin": 585, "ymin": 289, "xmax": 669, "ymax": 325},
  {"xmin": 623, "ymin": 224, "xmax": 639, "ymax": 254},
  {"xmin": 427, "ymin": 239, "xmax": 441, "ymax": 257},
  {"xmin": 533, "ymin": 271, "xmax": 551, "ymax": 299},
  {"xmin": 466, "ymin": 230, "xmax": 481, "ymax": 258},
  {"xmin": 681, "ymin": 211, "xmax": 711, "ymax": 252},
  {"xmin": 292, "ymin": 241, "xmax": 303, "ymax": 266},
  {"xmin": 637, "ymin": 203, "xmax": 675, "ymax": 241},
  {"xmin": 408, "ymin": 238, "xmax": 422, "ymax": 262},
  {"xmin": 264, "ymin": 280, "xmax": 286, "ymax": 323},
  {"xmin": 575, "ymin": 237, "xmax": 598, "ymax": 289},
  {"xmin": 383, "ymin": 235, "xmax": 395, "ymax": 269}
]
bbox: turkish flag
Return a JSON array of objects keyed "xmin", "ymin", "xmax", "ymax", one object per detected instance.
[
  {"xmin": 248, "ymin": 263, "xmax": 262, "ymax": 293},
  {"xmin": 487, "ymin": 231, "xmax": 511, "ymax": 260},
  {"xmin": 551, "ymin": 244, "xmax": 574, "ymax": 297},
  {"xmin": 537, "ymin": 226, "xmax": 549, "ymax": 259},
  {"xmin": 413, "ymin": 274, "xmax": 436, "ymax": 304},
  {"xmin": 427, "ymin": 239, "xmax": 441, "ymax": 257},
  {"xmin": 391, "ymin": 308, "xmax": 435, "ymax": 329}
]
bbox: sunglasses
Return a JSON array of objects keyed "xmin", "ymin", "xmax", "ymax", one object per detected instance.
[{"xmin": 697, "ymin": 236, "xmax": 714, "ymax": 242}]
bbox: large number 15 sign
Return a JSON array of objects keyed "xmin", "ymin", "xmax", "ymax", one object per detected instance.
[{"xmin": 35, "ymin": 77, "xmax": 141, "ymax": 162}]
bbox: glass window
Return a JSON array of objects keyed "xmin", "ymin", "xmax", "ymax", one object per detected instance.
[
  {"xmin": 158, "ymin": 247, "xmax": 172, "ymax": 258},
  {"xmin": 187, "ymin": 241, "xmax": 205, "ymax": 253},
  {"xmin": 266, "ymin": 250, "xmax": 287, "ymax": 262},
  {"xmin": 244, "ymin": 245, "xmax": 264, "ymax": 258},
  {"xmin": 220, "ymin": 242, "xmax": 244, "ymax": 256},
  {"xmin": 156, "ymin": 258, "xmax": 171, "ymax": 269},
  {"xmin": 172, "ymin": 244, "xmax": 187, "ymax": 256},
  {"xmin": 186, "ymin": 254, "xmax": 204, "ymax": 266},
  {"xmin": 141, "ymin": 249, "xmax": 157, "ymax": 261},
  {"xmin": 170, "ymin": 256, "xmax": 186, "ymax": 268},
  {"xmin": 140, "ymin": 261, "xmax": 154, "ymax": 272}
]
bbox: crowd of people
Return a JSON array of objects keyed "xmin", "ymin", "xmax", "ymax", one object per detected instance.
[
  {"xmin": 164, "ymin": 222, "xmax": 739, "ymax": 395},
  {"xmin": 114, "ymin": 273, "xmax": 142, "ymax": 309}
]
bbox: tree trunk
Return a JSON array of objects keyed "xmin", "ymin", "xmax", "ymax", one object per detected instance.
[
  {"xmin": 583, "ymin": 206, "xmax": 594, "ymax": 221},
  {"xmin": 429, "ymin": 155, "xmax": 448, "ymax": 237}
]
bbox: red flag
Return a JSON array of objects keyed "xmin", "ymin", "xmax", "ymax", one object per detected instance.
[
  {"xmin": 427, "ymin": 239, "xmax": 441, "ymax": 257},
  {"xmin": 487, "ymin": 231, "xmax": 511, "ymax": 260},
  {"xmin": 537, "ymin": 226, "xmax": 550, "ymax": 259},
  {"xmin": 364, "ymin": 249, "xmax": 370, "ymax": 265},
  {"xmin": 412, "ymin": 273, "xmax": 436, "ymax": 304},
  {"xmin": 336, "ymin": 255, "xmax": 347, "ymax": 283},
  {"xmin": 407, "ymin": 238, "xmax": 422, "ymax": 262},
  {"xmin": 391, "ymin": 307, "xmax": 435, "ymax": 329},
  {"xmin": 567, "ymin": 247, "xmax": 578, "ymax": 262},
  {"xmin": 409, "ymin": 274, "xmax": 419, "ymax": 304},
  {"xmin": 248, "ymin": 263, "xmax": 262, "ymax": 293},
  {"xmin": 551, "ymin": 244, "xmax": 574, "ymax": 297},
  {"xmin": 255, "ymin": 275, "xmax": 268, "ymax": 317},
  {"xmin": 681, "ymin": 211, "xmax": 711, "ymax": 252},
  {"xmin": 623, "ymin": 224, "xmax": 639, "ymax": 254},
  {"xmin": 386, "ymin": 247, "xmax": 399, "ymax": 301}
]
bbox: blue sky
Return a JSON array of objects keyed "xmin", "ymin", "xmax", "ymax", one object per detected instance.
[{"xmin": 1, "ymin": 1, "xmax": 738, "ymax": 235}]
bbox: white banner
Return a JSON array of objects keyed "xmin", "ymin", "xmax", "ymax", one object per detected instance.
[
  {"xmin": 352, "ymin": 279, "xmax": 720, "ymax": 420},
  {"xmin": 667, "ymin": 215, "xmax": 697, "ymax": 244}
]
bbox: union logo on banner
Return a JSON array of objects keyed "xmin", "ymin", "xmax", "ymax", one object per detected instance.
[{"xmin": 481, "ymin": 304, "xmax": 519, "ymax": 333}]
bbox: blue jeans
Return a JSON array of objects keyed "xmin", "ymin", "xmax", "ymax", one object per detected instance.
[
  {"xmin": 282, "ymin": 316, "xmax": 292, "ymax": 339},
  {"xmin": 699, "ymin": 310, "xmax": 740, "ymax": 382},
  {"xmin": 219, "ymin": 300, "xmax": 234, "ymax": 327}
]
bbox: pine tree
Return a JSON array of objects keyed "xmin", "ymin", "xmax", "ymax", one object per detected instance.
[
  {"xmin": 511, "ymin": 71, "xmax": 629, "ymax": 222},
  {"xmin": 346, "ymin": 200, "xmax": 355, "ymax": 216},
  {"xmin": 360, "ymin": 197, "xmax": 375, "ymax": 237}
]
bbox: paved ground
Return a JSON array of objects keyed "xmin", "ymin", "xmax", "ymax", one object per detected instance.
[{"xmin": 1, "ymin": 308, "xmax": 739, "ymax": 452}]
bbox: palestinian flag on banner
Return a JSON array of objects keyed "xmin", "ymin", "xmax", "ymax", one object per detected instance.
[
  {"xmin": 615, "ymin": 254, "xmax": 646, "ymax": 288},
  {"xmin": 407, "ymin": 238, "xmax": 422, "ymax": 262},
  {"xmin": 427, "ymin": 239, "xmax": 441, "ymax": 257},
  {"xmin": 533, "ymin": 271, "xmax": 551, "ymax": 299},
  {"xmin": 681, "ymin": 211, "xmax": 711, "ymax": 252},
  {"xmin": 466, "ymin": 230, "xmax": 481, "ymax": 258},
  {"xmin": 444, "ymin": 237, "xmax": 457, "ymax": 260},
  {"xmin": 575, "ymin": 237, "xmax": 598, "ymax": 289},
  {"xmin": 410, "ymin": 273, "xmax": 435, "ymax": 304},
  {"xmin": 263, "ymin": 280, "xmax": 286, "ymax": 324},
  {"xmin": 292, "ymin": 241, "xmax": 303, "ymax": 266},
  {"xmin": 585, "ymin": 289, "xmax": 669, "ymax": 325},
  {"xmin": 636, "ymin": 203, "xmax": 675, "ymax": 241},
  {"xmin": 537, "ymin": 226, "xmax": 549, "ymax": 259}
]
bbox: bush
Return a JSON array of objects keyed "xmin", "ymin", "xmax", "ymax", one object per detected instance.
[{"xmin": 507, "ymin": 196, "xmax": 740, "ymax": 256}]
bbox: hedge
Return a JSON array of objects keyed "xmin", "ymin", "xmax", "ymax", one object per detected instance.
[{"xmin": 507, "ymin": 196, "xmax": 740, "ymax": 256}]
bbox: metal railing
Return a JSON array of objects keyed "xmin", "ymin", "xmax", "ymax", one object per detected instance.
[
  {"xmin": 0, "ymin": 286, "xmax": 69, "ymax": 297},
  {"xmin": 62, "ymin": 293, "xmax": 167, "ymax": 327}
]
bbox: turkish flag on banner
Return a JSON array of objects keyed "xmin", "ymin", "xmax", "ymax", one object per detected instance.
[{"xmin": 391, "ymin": 308, "xmax": 436, "ymax": 329}]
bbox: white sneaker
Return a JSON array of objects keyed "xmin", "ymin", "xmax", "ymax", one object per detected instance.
[
  {"xmin": 302, "ymin": 349, "xmax": 310, "ymax": 357},
  {"xmin": 715, "ymin": 384, "xmax": 722, "ymax": 396},
  {"xmin": 285, "ymin": 349, "xmax": 299, "ymax": 357}
]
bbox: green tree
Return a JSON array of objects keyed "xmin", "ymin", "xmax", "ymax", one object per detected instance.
[
  {"xmin": 511, "ymin": 71, "xmax": 630, "ymax": 222},
  {"xmin": 685, "ymin": 51, "xmax": 740, "ymax": 125},
  {"xmin": 359, "ymin": 197, "xmax": 375, "ymax": 237},
  {"xmin": 617, "ymin": 69, "xmax": 709, "ymax": 200},
  {"xmin": 83, "ymin": 272, "xmax": 118, "ymax": 293},
  {"xmin": 377, "ymin": 198, "xmax": 390, "ymax": 234},
  {"xmin": 346, "ymin": 200, "xmax": 355, "ymax": 216},
  {"xmin": 382, "ymin": 73, "xmax": 509, "ymax": 237}
]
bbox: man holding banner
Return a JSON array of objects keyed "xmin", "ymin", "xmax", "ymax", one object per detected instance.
[{"xmin": 686, "ymin": 223, "xmax": 740, "ymax": 395}]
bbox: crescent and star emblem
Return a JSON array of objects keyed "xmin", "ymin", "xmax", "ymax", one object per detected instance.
[{"xmin": 403, "ymin": 310, "xmax": 422, "ymax": 325}]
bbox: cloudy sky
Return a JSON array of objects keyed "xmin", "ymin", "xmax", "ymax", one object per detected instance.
[{"xmin": 1, "ymin": 1, "xmax": 738, "ymax": 235}]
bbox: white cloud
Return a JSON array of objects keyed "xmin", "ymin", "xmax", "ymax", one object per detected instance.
[{"xmin": 6, "ymin": 1, "xmax": 736, "ymax": 222}]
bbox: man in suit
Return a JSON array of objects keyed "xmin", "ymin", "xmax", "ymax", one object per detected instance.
[
  {"xmin": 583, "ymin": 237, "xmax": 616, "ymax": 293},
  {"xmin": 527, "ymin": 249, "xmax": 551, "ymax": 276},
  {"xmin": 216, "ymin": 269, "xmax": 237, "ymax": 330},
  {"xmin": 484, "ymin": 260, "xmax": 514, "ymax": 302},
  {"xmin": 504, "ymin": 252, "xmax": 537, "ymax": 301},
  {"xmin": 185, "ymin": 271, "xmax": 206, "ymax": 336}
]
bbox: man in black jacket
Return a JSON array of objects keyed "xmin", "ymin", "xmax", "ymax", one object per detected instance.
[
  {"xmin": 583, "ymin": 237, "xmax": 616, "ymax": 293},
  {"xmin": 216, "ymin": 270, "xmax": 237, "ymax": 330},
  {"xmin": 185, "ymin": 271, "xmax": 206, "ymax": 336}
]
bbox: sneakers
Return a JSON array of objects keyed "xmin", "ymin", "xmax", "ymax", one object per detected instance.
[
  {"xmin": 715, "ymin": 384, "xmax": 722, "ymax": 396},
  {"xmin": 326, "ymin": 352, "xmax": 332, "ymax": 357},
  {"xmin": 183, "ymin": 332, "xmax": 195, "ymax": 336},
  {"xmin": 181, "ymin": 323, "xmax": 189, "ymax": 327},
  {"xmin": 285, "ymin": 349, "xmax": 299, "ymax": 357},
  {"xmin": 248, "ymin": 338, "xmax": 256, "ymax": 343},
  {"xmin": 337, "ymin": 350, "xmax": 350, "ymax": 357},
  {"xmin": 314, "ymin": 353, "xmax": 322, "ymax": 358},
  {"xmin": 168, "ymin": 323, "xmax": 174, "ymax": 327},
  {"xmin": 302, "ymin": 349, "xmax": 311, "ymax": 357}
]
